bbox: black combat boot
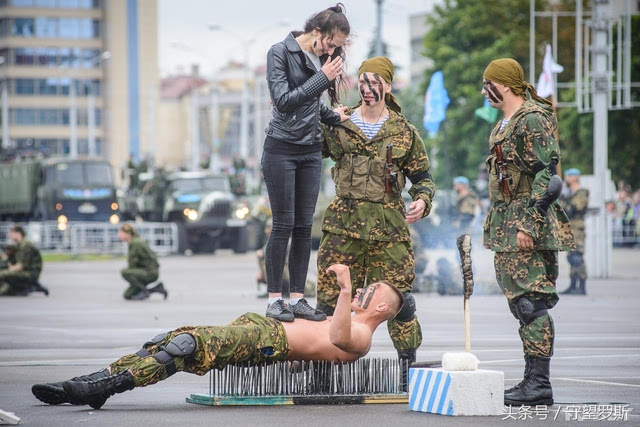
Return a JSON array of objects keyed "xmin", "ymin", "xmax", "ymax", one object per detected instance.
[
  {"xmin": 575, "ymin": 279, "xmax": 586, "ymax": 295},
  {"xmin": 149, "ymin": 282, "xmax": 168, "ymax": 299},
  {"xmin": 560, "ymin": 277, "xmax": 577, "ymax": 295},
  {"xmin": 504, "ymin": 356, "xmax": 553, "ymax": 406},
  {"xmin": 32, "ymin": 368, "xmax": 110, "ymax": 405},
  {"xmin": 398, "ymin": 348, "xmax": 416, "ymax": 392},
  {"xmin": 505, "ymin": 354, "xmax": 531, "ymax": 393},
  {"xmin": 129, "ymin": 289, "xmax": 150, "ymax": 300},
  {"xmin": 62, "ymin": 371, "xmax": 135, "ymax": 409}
]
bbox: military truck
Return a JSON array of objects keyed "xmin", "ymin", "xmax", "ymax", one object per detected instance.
[
  {"xmin": 0, "ymin": 157, "xmax": 120, "ymax": 226},
  {"xmin": 130, "ymin": 170, "xmax": 259, "ymax": 254}
]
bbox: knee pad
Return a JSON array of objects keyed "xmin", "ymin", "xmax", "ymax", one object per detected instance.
[
  {"xmin": 567, "ymin": 252, "xmax": 584, "ymax": 266},
  {"xmin": 395, "ymin": 292, "xmax": 416, "ymax": 323},
  {"xmin": 152, "ymin": 333, "xmax": 196, "ymax": 377},
  {"xmin": 514, "ymin": 296, "xmax": 549, "ymax": 325},
  {"xmin": 136, "ymin": 332, "xmax": 168, "ymax": 358},
  {"xmin": 508, "ymin": 302, "xmax": 519, "ymax": 321}
]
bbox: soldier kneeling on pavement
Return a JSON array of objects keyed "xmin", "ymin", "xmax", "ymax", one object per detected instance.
[
  {"xmin": 118, "ymin": 224, "xmax": 168, "ymax": 301},
  {"xmin": 0, "ymin": 225, "xmax": 48, "ymax": 296}
]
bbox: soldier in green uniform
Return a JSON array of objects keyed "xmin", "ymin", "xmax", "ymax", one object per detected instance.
[
  {"xmin": 32, "ymin": 264, "xmax": 404, "ymax": 410},
  {"xmin": 118, "ymin": 224, "xmax": 167, "ymax": 301},
  {"xmin": 317, "ymin": 57, "xmax": 435, "ymax": 377},
  {"xmin": 0, "ymin": 225, "xmax": 48, "ymax": 296},
  {"xmin": 481, "ymin": 58, "xmax": 575, "ymax": 406},
  {"xmin": 559, "ymin": 168, "xmax": 589, "ymax": 295},
  {"xmin": 451, "ymin": 176, "xmax": 479, "ymax": 234}
]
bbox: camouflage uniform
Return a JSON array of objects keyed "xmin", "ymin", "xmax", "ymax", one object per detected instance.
[
  {"xmin": 121, "ymin": 236, "xmax": 159, "ymax": 299},
  {"xmin": 453, "ymin": 191, "xmax": 479, "ymax": 234},
  {"xmin": 110, "ymin": 313, "xmax": 289, "ymax": 387},
  {"xmin": 559, "ymin": 188, "xmax": 589, "ymax": 281},
  {"xmin": 0, "ymin": 239, "xmax": 42, "ymax": 296},
  {"xmin": 318, "ymin": 109, "xmax": 435, "ymax": 353},
  {"xmin": 484, "ymin": 99, "xmax": 575, "ymax": 358}
]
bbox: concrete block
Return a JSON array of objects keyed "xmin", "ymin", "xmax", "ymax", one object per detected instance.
[
  {"xmin": 408, "ymin": 368, "xmax": 504, "ymax": 416},
  {"xmin": 0, "ymin": 409, "xmax": 20, "ymax": 425}
]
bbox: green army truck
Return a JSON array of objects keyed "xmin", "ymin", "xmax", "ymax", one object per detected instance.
[
  {"xmin": 0, "ymin": 157, "xmax": 120, "ymax": 226},
  {"xmin": 128, "ymin": 170, "xmax": 259, "ymax": 254}
]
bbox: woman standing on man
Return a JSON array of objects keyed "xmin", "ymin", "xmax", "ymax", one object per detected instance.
[{"xmin": 262, "ymin": 4, "xmax": 350, "ymax": 322}]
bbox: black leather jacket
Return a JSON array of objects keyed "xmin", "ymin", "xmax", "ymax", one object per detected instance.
[{"xmin": 266, "ymin": 32, "xmax": 341, "ymax": 145}]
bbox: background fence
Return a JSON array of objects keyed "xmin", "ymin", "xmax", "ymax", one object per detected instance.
[{"xmin": 0, "ymin": 222, "xmax": 179, "ymax": 255}]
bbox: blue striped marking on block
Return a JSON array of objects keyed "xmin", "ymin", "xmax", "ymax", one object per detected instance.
[{"xmin": 409, "ymin": 369, "xmax": 454, "ymax": 416}]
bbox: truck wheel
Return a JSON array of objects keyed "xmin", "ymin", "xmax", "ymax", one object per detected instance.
[
  {"xmin": 176, "ymin": 223, "xmax": 190, "ymax": 255},
  {"xmin": 232, "ymin": 226, "xmax": 249, "ymax": 254}
]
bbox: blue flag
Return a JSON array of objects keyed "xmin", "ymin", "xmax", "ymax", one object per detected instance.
[{"xmin": 423, "ymin": 70, "xmax": 450, "ymax": 137}]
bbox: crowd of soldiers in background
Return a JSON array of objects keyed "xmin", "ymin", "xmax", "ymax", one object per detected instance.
[
  {"xmin": 608, "ymin": 180, "xmax": 640, "ymax": 247},
  {"xmin": 1, "ymin": 154, "xmax": 636, "ymax": 299}
]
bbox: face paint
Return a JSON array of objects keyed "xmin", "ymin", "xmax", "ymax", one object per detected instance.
[
  {"xmin": 362, "ymin": 73, "xmax": 380, "ymax": 102},
  {"xmin": 483, "ymin": 80, "xmax": 502, "ymax": 104},
  {"xmin": 488, "ymin": 81, "xmax": 503, "ymax": 102},
  {"xmin": 359, "ymin": 283, "xmax": 381, "ymax": 309},
  {"xmin": 372, "ymin": 73, "xmax": 384, "ymax": 95},
  {"xmin": 359, "ymin": 84, "xmax": 369, "ymax": 105}
]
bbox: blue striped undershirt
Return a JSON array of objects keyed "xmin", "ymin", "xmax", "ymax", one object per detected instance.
[{"xmin": 351, "ymin": 111, "xmax": 389, "ymax": 140}]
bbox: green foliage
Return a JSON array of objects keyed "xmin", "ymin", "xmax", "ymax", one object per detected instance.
[
  {"xmin": 421, "ymin": 1, "xmax": 639, "ymax": 189},
  {"xmin": 421, "ymin": 0, "xmax": 547, "ymax": 184}
]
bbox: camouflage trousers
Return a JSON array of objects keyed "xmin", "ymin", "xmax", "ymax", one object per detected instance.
[
  {"xmin": 0, "ymin": 270, "xmax": 38, "ymax": 295},
  {"xmin": 568, "ymin": 251, "xmax": 587, "ymax": 280},
  {"xmin": 494, "ymin": 251, "xmax": 559, "ymax": 358},
  {"xmin": 317, "ymin": 232, "xmax": 422, "ymax": 352},
  {"xmin": 110, "ymin": 313, "xmax": 289, "ymax": 387},
  {"xmin": 121, "ymin": 268, "xmax": 158, "ymax": 299}
]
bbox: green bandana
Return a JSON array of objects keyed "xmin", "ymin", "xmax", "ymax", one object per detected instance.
[
  {"xmin": 483, "ymin": 58, "xmax": 552, "ymax": 107},
  {"xmin": 357, "ymin": 56, "xmax": 402, "ymax": 113}
]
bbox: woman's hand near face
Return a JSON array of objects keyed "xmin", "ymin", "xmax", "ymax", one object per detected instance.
[{"xmin": 322, "ymin": 56, "xmax": 343, "ymax": 81}]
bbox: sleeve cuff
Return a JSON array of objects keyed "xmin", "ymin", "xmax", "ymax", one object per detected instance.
[{"xmin": 301, "ymin": 71, "xmax": 331, "ymax": 99}]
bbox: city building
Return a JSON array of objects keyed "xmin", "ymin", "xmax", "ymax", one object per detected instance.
[{"xmin": 0, "ymin": 0, "xmax": 158, "ymax": 183}]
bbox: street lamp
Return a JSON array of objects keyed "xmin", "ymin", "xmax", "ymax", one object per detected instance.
[
  {"xmin": 207, "ymin": 21, "xmax": 288, "ymax": 163},
  {"xmin": 69, "ymin": 50, "xmax": 110, "ymax": 158},
  {"xmin": 0, "ymin": 56, "xmax": 8, "ymax": 151}
]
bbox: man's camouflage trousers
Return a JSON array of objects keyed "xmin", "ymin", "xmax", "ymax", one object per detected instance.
[
  {"xmin": 494, "ymin": 250, "xmax": 559, "ymax": 358},
  {"xmin": 317, "ymin": 232, "xmax": 422, "ymax": 352},
  {"xmin": 110, "ymin": 313, "xmax": 289, "ymax": 387}
]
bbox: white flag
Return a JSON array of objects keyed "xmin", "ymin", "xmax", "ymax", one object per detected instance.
[{"xmin": 537, "ymin": 44, "xmax": 564, "ymax": 98}]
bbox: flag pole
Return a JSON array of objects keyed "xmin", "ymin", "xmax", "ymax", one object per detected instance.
[{"xmin": 549, "ymin": 93, "xmax": 562, "ymax": 176}]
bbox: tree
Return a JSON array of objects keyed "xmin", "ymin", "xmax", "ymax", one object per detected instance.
[
  {"xmin": 421, "ymin": 0, "xmax": 548, "ymax": 185},
  {"xmin": 422, "ymin": 0, "xmax": 640, "ymax": 189}
]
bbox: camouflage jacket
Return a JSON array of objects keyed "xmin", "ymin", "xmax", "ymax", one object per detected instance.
[
  {"xmin": 16, "ymin": 239, "xmax": 42, "ymax": 279},
  {"xmin": 457, "ymin": 192, "xmax": 478, "ymax": 219},
  {"xmin": 321, "ymin": 110, "xmax": 435, "ymax": 242},
  {"xmin": 483, "ymin": 100, "xmax": 575, "ymax": 252},
  {"xmin": 560, "ymin": 188, "xmax": 589, "ymax": 230},
  {"xmin": 128, "ymin": 236, "xmax": 159, "ymax": 272}
]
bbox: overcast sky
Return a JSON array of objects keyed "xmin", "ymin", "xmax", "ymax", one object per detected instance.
[{"xmin": 158, "ymin": 0, "xmax": 437, "ymax": 82}]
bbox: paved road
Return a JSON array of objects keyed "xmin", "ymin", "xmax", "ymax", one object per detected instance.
[{"xmin": 0, "ymin": 249, "xmax": 638, "ymax": 426}]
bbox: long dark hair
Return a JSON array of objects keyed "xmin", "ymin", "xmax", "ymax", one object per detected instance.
[{"xmin": 297, "ymin": 3, "xmax": 350, "ymax": 106}]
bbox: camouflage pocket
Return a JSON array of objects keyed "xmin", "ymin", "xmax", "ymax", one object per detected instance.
[{"xmin": 366, "ymin": 157, "xmax": 386, "ymax": 202}]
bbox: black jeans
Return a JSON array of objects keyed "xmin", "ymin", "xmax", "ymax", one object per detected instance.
[{"xmin": 261, "ymin": 139, "xmax": 321, "ymax": 295}]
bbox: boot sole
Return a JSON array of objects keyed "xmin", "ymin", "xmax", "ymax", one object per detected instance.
[
  {"xmin": 504, "ymin": 397, "xmax": 554, "ymax": 406},
  {"xmin": 32, "ymin": 384, "xmax": 70, "ymax": 405}
]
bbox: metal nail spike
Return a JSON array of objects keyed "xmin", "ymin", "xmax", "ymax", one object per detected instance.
[{"xmin": 205, "ymin": 357, "xmax": 406, "ymax": 397}]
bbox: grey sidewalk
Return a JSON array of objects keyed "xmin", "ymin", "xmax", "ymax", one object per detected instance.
[{"xmin": 0, "ymin": 248, "xmax": 638, "ymax": 426}]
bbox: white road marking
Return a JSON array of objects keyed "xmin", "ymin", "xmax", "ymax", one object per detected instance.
[{"xmin": 553, "ymin": 377, "xmax": 640, "ymax": 388}]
